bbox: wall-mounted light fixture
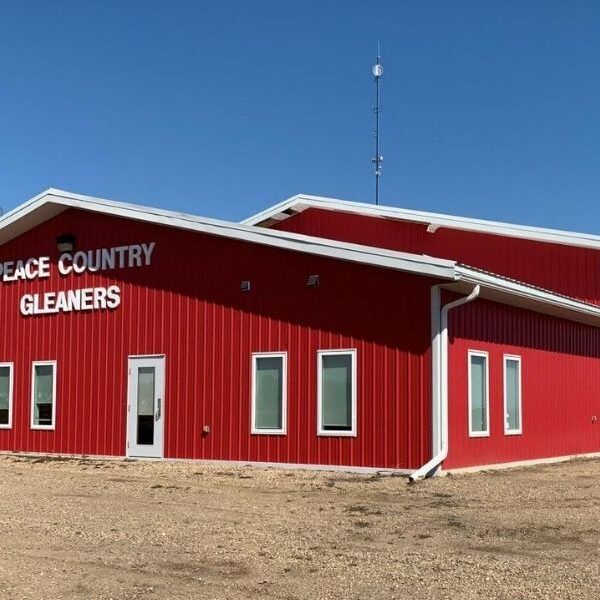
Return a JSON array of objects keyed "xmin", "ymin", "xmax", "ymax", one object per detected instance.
[
  {"xmin": 240, "ymin": 280, "xmax": 251, "ymax": 292},
  {"xmin": 56, "ymin": 234, "xmax": 76, "ymax": 253},
  {"xmin": 307, "ymin": 274, "xmax": 319, "ymax": 287}
]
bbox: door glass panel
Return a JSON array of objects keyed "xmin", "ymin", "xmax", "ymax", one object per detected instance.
[{"xmin": 137, "ymin": 366, "xmax": 155, "ymax": 445}]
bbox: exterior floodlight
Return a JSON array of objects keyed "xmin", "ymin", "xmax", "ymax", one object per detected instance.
[
  {"xmin": 56, "ymin": 234, "xmax": 75, "ymax": 253},
  {"xmin": 307, "ymin": 274, "xmax": 319, "ymax": 288}
]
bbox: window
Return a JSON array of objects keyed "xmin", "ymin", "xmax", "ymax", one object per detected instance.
[
  {"xmin": 318, "ymin": 350, "xmax": 357, "ymax": 436},
  {"xmin": 31, "ymin": 361, "xmax": 57, "ymax": 430},
  {"xmin": 0, "ymin": 363, "xmax": 13, "ymax": 429},
  {"xmin": 251, "ymin": 353, "xmax": 286, "ymax": 434},
  {"xmin": 504, "ymin": 355, "xmax": 522, "ymax": 435},
  {"xmin": 468, "ymin": 351, "xmax": 489, "ymax": 437}
]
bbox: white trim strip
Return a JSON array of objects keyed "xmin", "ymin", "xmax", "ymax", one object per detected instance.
[
  {"xmin": 0, "ymin": 451, "xmax": 412, "ymax": 475},
  {"xmin": 446, "ymin": 452, "xmax": 600, "ymax": 475},
  {"xmin": 0, "ymin": 189, "xmax": 458, "ymax": 281},
  {"xmin": 3, "ymin": 449, "xmax": 599, "ymax": 477},
  {"xmin": 4, "ymin": 189, "xmax": 600, "ymax": 328},
  {"xmin": 162, "ymin": 457, "xmax": 409, "ymax": 475},
  {"xmin": 456, "ymin": 265, "xmax": 600, "ymax": 318},
  {"xmin": 243, "ymin": 193, "xmax": 600, "ymax": 252}
]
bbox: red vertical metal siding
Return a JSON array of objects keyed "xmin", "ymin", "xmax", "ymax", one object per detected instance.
[
  {"xmin": 445, "ymin": 299, "xmax": 600, "ymax": 469},
  {"xmin": 274, "ymin": 209, "xmax": 600, "ymax": 303},
  {"xmin": 0, "ymin": 208, "xmax": 433, "ymax": 469}
]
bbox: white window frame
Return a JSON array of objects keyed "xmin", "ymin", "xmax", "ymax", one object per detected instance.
[
  {"xmin": 503, "ymin": 354, "xmax": 522, "ymax": 435},
  {"xmin": 0, "ymin": 362, "xmax": 14, "ymax": 430},
  {"xmin": 317, "ymin": 349, "xmax": 357, "ymax": 437},
  {"xmin": 30, "ymin": 360, "xmax": 57, "ymax": 431},
  {"xmin": 468, "ymin": 350, "xmax": 489, "ymax": 438},
  {"xmin": 251, "ymin": 352, "xmax": 287, "ymax": 435}
]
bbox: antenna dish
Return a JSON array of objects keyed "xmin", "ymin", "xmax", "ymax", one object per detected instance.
[{"xmin": 372, "ymin": 64, "xmax": 383, "ymax": 77}]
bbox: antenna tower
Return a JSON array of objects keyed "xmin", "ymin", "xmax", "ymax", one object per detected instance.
[{"xmin": 372, "ymin": 45, "xmax": 383, "ymax": 205}]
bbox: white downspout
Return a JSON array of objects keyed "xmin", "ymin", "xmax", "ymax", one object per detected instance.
[{"xmin": 408, "ymin": 284, "xmax": 481, "ymax": 483}]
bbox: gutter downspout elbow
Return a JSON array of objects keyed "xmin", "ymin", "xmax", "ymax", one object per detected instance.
[{"xmin": 408, "ymin": 284, "xmax": 481, "ymax": 483}]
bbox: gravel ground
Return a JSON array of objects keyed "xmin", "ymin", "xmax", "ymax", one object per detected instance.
[{"xmin": 0, "ymin": 455, "xmax": 598, "ymax": 599}]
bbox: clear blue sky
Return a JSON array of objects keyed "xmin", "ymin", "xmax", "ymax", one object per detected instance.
[{"xmin": 1, "ymin": 1, "xmax": 599, "ymax": 230}]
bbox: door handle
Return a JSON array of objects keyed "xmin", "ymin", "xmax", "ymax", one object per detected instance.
[{"xmin": 156, "ymin": 398, "xmax": 162, "ymax": 421}]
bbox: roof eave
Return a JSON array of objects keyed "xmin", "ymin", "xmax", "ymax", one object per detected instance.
[
  {"xmin": 3, "ymin": 188, "xmax": 599, "ymax": 327},
  {"xmin": 0, "ymin": 189, "xmax": 458, "ymax": 282},
  {"xmin": 453, "ymin": 266, "xmax": 600, "ymax": 327},
  {"xmin": 242, "ymin": 194, "xmax": 600, "ymax": 251}
]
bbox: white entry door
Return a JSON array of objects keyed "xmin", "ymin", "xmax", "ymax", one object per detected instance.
[{"xmin": 127, "ymin": 356, "xmax": 165, "ymax": 458}]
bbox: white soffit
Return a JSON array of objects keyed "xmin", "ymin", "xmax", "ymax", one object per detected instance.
[
  {"xmin": 0, "ymin": 189, "xmax": 457, "ymax": 281},
  {"xmin": 451, "ymin": 266, "xmax": 600, "ymax": 327},
  {"xmin": 2, "ymin": 188, "xmax": 599, "ymax": 327},
  {"xmin": 242, "ymin": 193, "xmax": 600, "ymax": 252}
]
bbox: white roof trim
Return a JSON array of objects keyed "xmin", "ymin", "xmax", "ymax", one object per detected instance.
[
  {"xmin": 242, "ymin": 193, "xmax": 600, "ymax": 251},
  {"xmin": 454, "ymin": 266, "xmax": 600, "ymax": 326},
  {"xmin": 2, "ymin": 188, "xmax": 600, "ymax": 327},
  {"xmin": 0, "ymin": 189, "xmax": 457, "ymax": 280}
]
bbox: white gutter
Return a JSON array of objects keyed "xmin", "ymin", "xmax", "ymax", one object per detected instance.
[
  {"xmin": 408, "ymin": 284, "xmax": 481, "ymax": 483},
  {"xmin": 455, "ymin": 265, "xmax": 600, "ymax": 321}
]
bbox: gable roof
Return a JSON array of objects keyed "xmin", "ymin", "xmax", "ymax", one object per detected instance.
[
  {"xmin": 242, "ymin": 193, "xmax": 600, "ymax": 251},
  {"xmin": 2, "ymin": 188, "xmax": 600, "ymax": 327},
  {"xmin": 0, "ymin": 188, "xmax": 455, "ymax": 279}
]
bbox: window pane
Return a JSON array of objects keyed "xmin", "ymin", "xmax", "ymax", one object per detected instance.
[
  {"xmin": 137, "ymin": 366, "xmax": 155, "ymax": 445},
  {"xmin": 470, "ymin": 355, "xmax": 487, "ymax": 433},
  {"xmin": 254, "ymin": 357, "xmax": 283, "ymax": 430},
  {"xmin": 34, "ymin": 364, "xmax": 54, "ymax": 426},
  {"xmin": 0, "ymin": 367, "xmax": 9, "ymax": 425},
  {"xmin": 506, "ymin": 359, "xmax": 520, "ymax": 431},
  {"xmin": 322, "ymin": 354, "xmax": 352, "ymax": 430}
]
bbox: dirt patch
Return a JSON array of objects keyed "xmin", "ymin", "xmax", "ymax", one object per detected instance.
[{"xmin": 0, "ymin": 456, "xmax": 598, "ymax": 599}]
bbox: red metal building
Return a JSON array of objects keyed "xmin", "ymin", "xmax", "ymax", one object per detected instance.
[{"xmin": 0, "ymin": 188, "xmax": 599, "ymax": 477}]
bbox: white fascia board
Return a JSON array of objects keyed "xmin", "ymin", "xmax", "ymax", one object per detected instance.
[
  {"xmin": 243, "ymin": 194, "xmax": 600, "ymax": 252},
  {"xmin": 13, "ymin": 189, "xmax": 600, "ymax": 323},
  {"xmin": 0, "ymin": 189, "xmax": 458, "ymax": 281},
  {"xmin": 455, "ymin": 265, "xmax": 600, "ymax": 324},
  {"xmin": 240, "ymin": 195, "xmax": 304, "ymax": 225},
  {"xmin": 6, "ymin": 189, "xmax": 599, "ymax": 324},
  {"xmin": 0, "ymin": 188, "xmax": 66, "ymax": 225}
]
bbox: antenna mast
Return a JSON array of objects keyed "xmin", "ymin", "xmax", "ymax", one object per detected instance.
[{"xmin": 372, "ymin": 44, "xmax": 383, "ymax": 205}]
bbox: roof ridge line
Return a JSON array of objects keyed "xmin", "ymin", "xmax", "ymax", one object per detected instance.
[{"xmin": 242, "ymin": 194, "xmax": 600, "ymax": 251}]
